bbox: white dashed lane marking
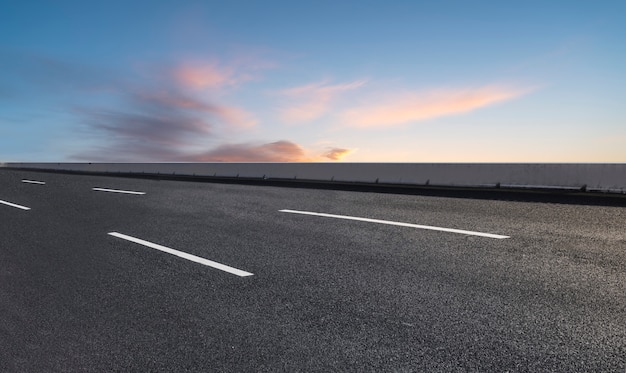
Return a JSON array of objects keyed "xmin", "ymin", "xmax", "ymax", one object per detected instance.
[
  {"xmin": 0, "ymin": 199, "xmax": 31, "ymax": 210},
  {"xmin": 21, "ymin": 179, "xmax": 46, "ymax": 185},
  {"xmin": 108, "ymin": 232, "xmax": 254, "ymax": 277},
  {"xmin": 279, "ymin": 209, "xmax": 510, "ymax": 239},
  {"xmin": 93, "ymin": 188, "xmax": 146, "ymax": 195}
]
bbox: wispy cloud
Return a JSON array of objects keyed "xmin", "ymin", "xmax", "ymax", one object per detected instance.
[
  {"xmin": 278, "ymin": 79, "xmax": 366, "ymax": 123},
  {"xmin": 3, "ymin": 50, "xmax": 354, "ymax": 162},
  {"xmin": 136, "ymin": 91, "xmax": 218, "ymax": 111},
  {"xmin": 340, "ymin": 85, "xmax": 531, "ymax": 128},
  {"xmin": 175, "ymin": 141, "xmax": 354, "ymax": 162},
  {"xmin": 70, "ymin": 60, "xmax": 345, "ymax": 162},
  {"xmin": 72, "ymin": 57, "xmax": 262, "ymax": 160},
  {"xmin": 73, "ymin": 90, "xmax": 213, "ymax": 161},
  {"xmin": 136, "ymin": 91, "xmax": 256, "ymax": 128},
  {"xmin": 83, "ymin": 108, "xmax": 210, "ymax": 147}
]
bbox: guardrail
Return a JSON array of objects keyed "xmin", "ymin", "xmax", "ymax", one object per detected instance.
[{"xmin": 2, "ymin": 162, "xmax": 625, "ymax": 194}]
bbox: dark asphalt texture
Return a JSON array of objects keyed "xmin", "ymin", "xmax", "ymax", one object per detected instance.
[{"xmin": 1, "ymin": 169, "xmax": 625, "ymax": 372}]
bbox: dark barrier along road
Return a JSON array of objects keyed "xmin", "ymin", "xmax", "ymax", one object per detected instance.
[{"xmin": 1, "ymin": 169, "xmax": 625, "ymax": 372}]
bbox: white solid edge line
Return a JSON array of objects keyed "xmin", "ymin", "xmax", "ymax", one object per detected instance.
[
  {"xmin": 279, "ymin": 209, "xmax": 510, "ymax": 239},
  {"xmin": 0, "ymin": 199, "xmax": 31, "ymax": 210},
  {"xmin": 93, "ymin": 187, "xmax": 146, "ymax": 195},
  {"xmin": 21, "ymin": 179, "xmax": 46, "ymax": 185},
  {"xmin": 108, "ymin": 232, "xmax": 253, "ymax": 277}
]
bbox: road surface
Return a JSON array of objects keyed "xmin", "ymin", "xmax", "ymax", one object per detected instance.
[{"xmin": 1, "ymin": 169, "xmax": 625, "ymax": 371}]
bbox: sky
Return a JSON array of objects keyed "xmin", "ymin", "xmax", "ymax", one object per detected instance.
[{"xmin": 1, "ymin": 0, "xmax": 625, "ymax": 162}]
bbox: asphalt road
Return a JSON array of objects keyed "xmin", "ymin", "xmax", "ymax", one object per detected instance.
[{"xmin": 1, "ymin": 169, "xmax": 625, "ymax": 372}]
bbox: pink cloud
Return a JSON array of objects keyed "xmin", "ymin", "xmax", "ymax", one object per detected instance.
[
  {"xmin": 166, "ymin": 60, "xmax": 260, "ymax": 128},
  {"xmin": 173, "ymin": 62, "xmax": 239, "ymax": 90},
  {"xmin": 280, "ymin": 80, "xmax": 366, "ymax": 97},
  {"xmin": 172, "ymin": 54, "xmax": 275, "ymax": 91},
  {"xmin": 340, "ymin": 85, "xmax": 531, "ymax": 128},
  {"xmin": 216, "ymin": 106, "xmax": 257, "ymax": 128},
  {"xmin": 279, "ymin": 79, "xmax": 366, "ymax": 123}
]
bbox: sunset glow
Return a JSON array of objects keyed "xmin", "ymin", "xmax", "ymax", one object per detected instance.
[{"xmin": 1, "ymin": 1, "xmax": 624, "ymax": 162}]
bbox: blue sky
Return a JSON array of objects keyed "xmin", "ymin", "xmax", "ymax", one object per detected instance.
[{"xmin": 1, "ymin": 0, "xmax": 625, "ymax": 162}]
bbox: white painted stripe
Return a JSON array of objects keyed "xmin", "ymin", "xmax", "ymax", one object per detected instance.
[
  {"xmin": 108, "ymin": 232, "xmax": 253, "ymax": 277},
  {"xmin": 93, "ymin": 187, "xmax": 145, "ymax": 195},
  {"xmin": 0, "ymin": 199, "xmax": 31, "ymax": 210},
  {"xmin": 279, "ymin": 209, "xmax": 510, "ymax": 239},
  {"xmin": 21, "ymin": 179, "xmax": 46, "ymax": 185}
]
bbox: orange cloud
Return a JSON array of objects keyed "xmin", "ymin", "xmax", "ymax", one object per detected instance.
[
  {"xmin": 340, "ymin": 85, "xmax": 531, "ymax": 128},
  {"xmin": 279, "ymin": 79, "xmax": 366, "ymax": 123},
  {"xmin": 322, "ymin": 147, "xmax": 353, "ymax": 161}
]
